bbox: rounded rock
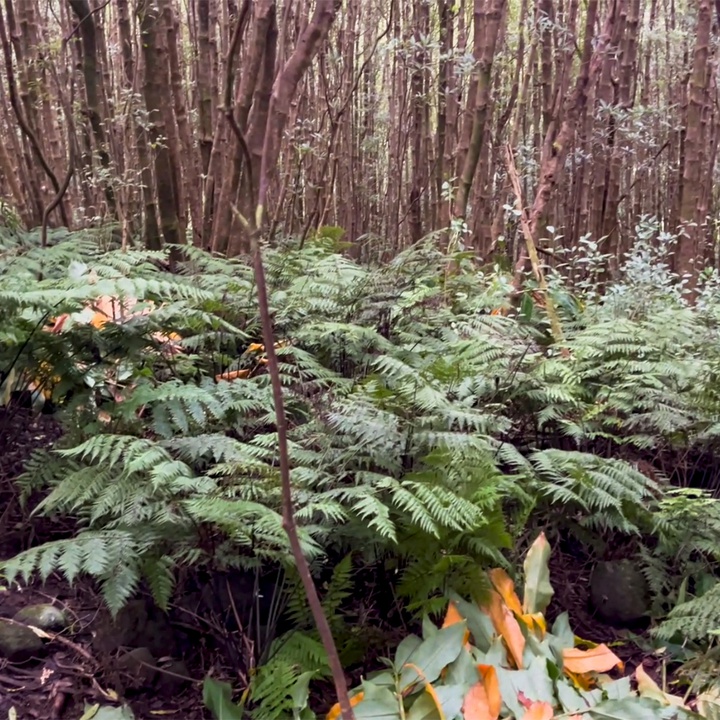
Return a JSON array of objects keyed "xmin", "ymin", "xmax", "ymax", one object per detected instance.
[
  {"xmin": 590, "ymin": 559, "xmax": 649, "ymax": 625},
  {"xmin": 13, "ymin": 604, "xmax": 69, "ymax": 632},
  {"xmin": 0, "ymin": 618, "xmax": 45, "ymax": 662}
]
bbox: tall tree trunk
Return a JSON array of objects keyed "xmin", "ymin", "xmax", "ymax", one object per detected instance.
[
  {"xmin": 67, "ymin": 0, "xmax": 117, "ymax": 219},
  {"xmin": 452, "ymin": 0, "xmax": 508, "ymax": 223},
  {"xmin": 138, "ymin": 0, "xmax": 182, "ymax": 248},
  {"xmin": 409, "ymin": 0, "xmax": 429, "ymax": 243},
  {"xmin": 117, "ymin": 0, "xmax": 161, "ymax": 248},
  {"xmin": 677, "ymin": 0, "xmax": 712, "ymax": 280},
  {"xmin": 196, "ymin": 0, "xmax": 215, "ymax": 175}
]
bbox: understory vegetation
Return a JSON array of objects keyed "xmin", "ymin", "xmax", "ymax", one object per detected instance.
[{"xmin": 3, "ymin": 224, "xmax": 720, "ymax": 718}]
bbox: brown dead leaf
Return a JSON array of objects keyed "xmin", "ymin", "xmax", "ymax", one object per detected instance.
[
  {"xmin": 562, "ymin": 644, "xmax": 623, "ymax": 675},
  {"xmin": 483, "ymin": 589, "xmax": 525, "ymax": 669},
  {"xmin": 488, "ymin": 568, "xmax": 523, "ymax": 616}
]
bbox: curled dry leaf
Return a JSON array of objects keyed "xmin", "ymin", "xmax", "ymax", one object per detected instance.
[
  {"xmin": 635, "ymin": 663, "xmax": 686, "ymax": 708},
  {"xmin": 483, "ymin": 590, "xmax": 525, "ymax": 669},
  {"xmin": 562, "ymin": 644, "xmax": 623, "ymax": 675},
  {"xmin": 488, "ymin": 569, "xmax": 523, "ymax": 616}
]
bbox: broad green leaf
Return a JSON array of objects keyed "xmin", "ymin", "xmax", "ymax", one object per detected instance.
[
  {"xmin": 363, "ymin": 682, "xmax": 396, "ymax": 699},
  {"xmin": 495, "ymin": 656, "xmax": 554, "ymax": 719},
  {"xmin": 422, "ymin": 615, "xmax": 439, "ymax": 640},
  {"xmin": 580, "ymin": 687, "xmax": 604, "ymax": 706},
  {"xmin": 78, "ymin": 706, "xmax": 100, "ymax": 720},
  {"xmin": 431, "ymin": 685, "xmax": 467, "ymax": 719},
  {"xmin": 475, "ymin": 636, "xmax": 508, "ymax": 669},
  {"xmin": 394, "ymin": 635, "xmax": 422, "ymax": 671},
  {"xmin": 451, "ymin": 595, "xmax": 494, "ymax": 652},
  {"xmin": 353, "ymin": 703, "xmax": 404, "ymax": 720},
  {"xmin": 549, "ymin": 613, "xmax": 574, "ymax": 656},
  {"xmin": 353, "ymin": 689, "xmax": 404, "ymax": 720},
  {"xmin": 399, "ymin": 623, "xmax": 467, "ymax": 691},
  {"xmin": 445, "ymin": 647, "xmax": 479, "ymax": 686},
  {"xmin": 91, "ymin": 707, "xmax": 135, "ymax": 720},
  {"xmin": 523, "ymin": 533, "xmax": 553, "ymax": 615},
  {"xmin": 364, "ymin": 671, "xmax": 396, "ymax": 690},
  {"xmin": 556, "ymin": 677, "xmax": 589, "ymax": 713},
  {"xmin": 406, "ymin": 693, "xmax": 443, "ymax": 720},
  {"xmin": 202, "ymin": 677, "xmax": 244, "ymax": 720},
  {"xmin": 587, "ymin": 697, "xmax": 696, "ymax": 719},
  {"xmin": 601, "ymin": 677, "xmax": 632, "ymax": 701},
  {"xmin": 291, "ymin": 671, "xmax": 316, "ymax": 717},
  {"xmin": 523, "ymin": 631, "xmax": 555, "ymax": 666}
]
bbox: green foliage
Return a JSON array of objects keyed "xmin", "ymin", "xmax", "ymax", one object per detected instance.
[
  {"xmin": 202, "ymin": 556, "xmax": 358, "ymax": 720},
  {"xmin": 3, "ymin": 226, "xmax": 720, "ymax": 692},
  {"xmin": 202, "ymin": 676, "xmax": 246, "ymax": 720},
  {"xmin": 656, "ymin": 581, "xmax": 720, "ymax": 643},
  {"xmin": 328, "ymin": 536, "xmax": 700, "ymax": 720}
]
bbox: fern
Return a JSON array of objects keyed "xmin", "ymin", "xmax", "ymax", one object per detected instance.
[
  {"xmin": 246, "ymin": 554, "xmax": 356, "ymax": 719},
  {"xmin": 656, "ymin": 582, "xmax": 720, "ymax": 642},
  {"xmin": 4, "ymin": 226, "xmax": 720, "ymax": 647}
]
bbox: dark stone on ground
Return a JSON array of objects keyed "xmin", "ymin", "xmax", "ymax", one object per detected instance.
[
  {"xmin": 13, "ymin": 603, "xmax": 69, "ymax": 631},
  {"xmin": 0, "ymin": 617, "xmax": 45, "ymax": 662},
  {"xmin": 589, "ymin": 559, "xmax": 649, "ymax": 625},
  {"xmin": 116, "ymin": 646, "xmax": 158, "ymax": 690},
  {"xmin": 93, "ymin": 598, "xmax": 177, "ymax": 657},
  {"xmin": 156, "ymin": 658, "xmax": 192, "ymax": 696}
]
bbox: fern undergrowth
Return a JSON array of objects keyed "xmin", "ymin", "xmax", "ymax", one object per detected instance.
[{"xmin": 3, "ymin": 224, "xmax": 720, "ymax": 710}]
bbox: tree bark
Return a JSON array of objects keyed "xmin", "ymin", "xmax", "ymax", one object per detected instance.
[
  {"xmin": 137, "ymin": 0, "xmax": 182, "ymax": 248},
  {"xmin": 677, "ymin": 0, "xmax": 712, "ymax": 280},
  {"xmin": 67, "ymin": 0, "xmax": 117, "ymax": 218}
]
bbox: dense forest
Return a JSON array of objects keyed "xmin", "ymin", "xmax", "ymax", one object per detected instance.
[{"xmin": 2, "ymin": 0, "xmax": 720, "ymax": 718}]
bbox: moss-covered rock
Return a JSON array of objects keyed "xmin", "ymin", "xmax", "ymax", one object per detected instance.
[
  {"xmin": 590, "ymin": 559, "xmax": 649, "ymax": 625},
  {"xmin": 0, "ymin": 618, "xmax": 45, "ymax": 662},
  {"xmin": 13, "ymin": 603, "xmax": 68, "ymax": 632}
]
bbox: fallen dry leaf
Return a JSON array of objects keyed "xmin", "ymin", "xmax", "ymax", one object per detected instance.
[
  {"xmin": 326, "ymin": 691, "xmax": 365, "ymax": 720},
  {"xmin": 562, "ymin": 644, "xmax": 623, "ymax": 675},
  {"xmin": 443, "ymin": 601, "xmax": 470, "ymax": 646},
  {"xmin": 483, "ymin": 589, "xmax": 525, "ymax": 669},
  {"xmin": 488, "ymin": 568, "xmax": 523, "ymax": 616},
  {"xmin": 463, "ymin": 682, "xmax": 495, "ymax": 720}
]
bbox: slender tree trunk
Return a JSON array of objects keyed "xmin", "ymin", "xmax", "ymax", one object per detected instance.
[
  {"xmin": 117, "ymin": 0, "xmax": 160, "ymax": 248},
  {"xmin": 452, "ymin": 0, "xmax": 508, "ymax": 223},
  {"xmin": 137, "ymin": 0, "xmax": 182, "ymax": 248},
  {"xmin": 677, "ymin": 0, "xmax": 712, "ymax": 280},
  {"xmin": 67, "ymin": 0, "xmax": 117, "ymax": 219}
]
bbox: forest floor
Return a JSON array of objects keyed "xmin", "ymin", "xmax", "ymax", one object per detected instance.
[{"xmin": 0, "ymin": 407, "xmax": 664, "ymax": 719}]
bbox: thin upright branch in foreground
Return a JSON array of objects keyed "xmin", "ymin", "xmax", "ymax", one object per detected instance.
[{"xmin": 245, "ymin": 215, "xmax": 356, "ymax": 719}]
